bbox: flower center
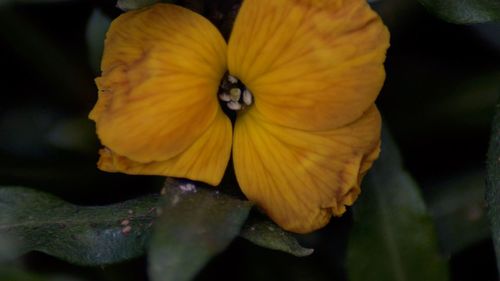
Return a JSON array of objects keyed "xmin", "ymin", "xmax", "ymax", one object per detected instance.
[{"xmin": 218, "ymin": 74, "xmax": 253, "ymax": 111}]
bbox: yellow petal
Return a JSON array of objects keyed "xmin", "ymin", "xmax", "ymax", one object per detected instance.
[
  {"xmin": 227, "ymin": 0, "xmax": 389, "ymax": 131},
  {"xmin": 98, "ymin": 110, "xmax": 232, "ymax": 186},
  {"xmin": 232, "ymin": 106, "xmax": 381, "ymax": 233},
  {"xmin": 90, "ymin": 4, "xmax": 228, "ymax": 163}
]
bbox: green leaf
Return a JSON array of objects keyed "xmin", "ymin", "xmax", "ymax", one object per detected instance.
[
  {"xmin": 347, "ymin": 129, "xmax": 449, "ymax": 281},
  {"xmin": 240, "ymin": 217, "xmax": 314, "ymax": 257},
  {"xmin": 148, "ymin": 179, "xmax": 252, "ymax": 281},
  {"xmin": 0, "ymin": 184, "xmax": 315, "ymax": 268},
  {"xmin": 0, "ymin": 186, "xmax": 159, "ymax": 265},
  {"xmin": 486, "ymin": 97, "xmax": 500, "ymax": 276},
  {"xmin": 418, "ymin": 0, "xmax": 500, "ymax": 24}
]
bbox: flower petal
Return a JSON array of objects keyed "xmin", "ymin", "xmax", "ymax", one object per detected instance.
[
  {"xmin": 90, "ymin": 4, "xmax": 228, "ymax": 163},
  {"xmin": 227, "ymin": 0, "xmax": 389, "ymax": 131},
  {"xmin": 98, "ymin": 110, "xmax": 232, "ymax": 186},
  {"xmin": 232, "ymin": 105, "xmax": 381, "ymax": 233}
]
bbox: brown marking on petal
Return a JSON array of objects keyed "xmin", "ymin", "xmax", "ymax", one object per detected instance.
[
  {"xmin": 330, "ymin": 142, "xmax": 380, "ymax": 217},
  {"xmin": 93, "ymin": 47, "xmax": 151, "ymax": 123},
  {"xmin": 341, "ymin": 187, "xmax": 360, "ymax": 206},
  {"xmin": 121, "ymin": 49, "xmax": 150, "ymax": 99},
  {"xmin": 336, "ymin": 156, "xmax": 357, "ymax": 186},
  {"xmin": 325, "ymin": 153, "xmax": 364, "ymax": 216},
  {"xmin": 334, "ymin": 187, "xmax": 344, "ymax": 205},
  {"xmin": 95, "ymin": 66, "xmax": 128, "ymax": 115},
  {"xmin": 336, "ymin": 165, "xmax": 347, "ymax": 186}
]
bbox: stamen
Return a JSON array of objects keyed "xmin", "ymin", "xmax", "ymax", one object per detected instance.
[
  {"xmin": 243, "ymin": 89, "xmax": 253, "ymax": 106},
  {"xmin": 227, "ymin": 75, "xmax": 238, "ymax": 84},
  {"xmin": 227, "ymin": 101, "xmax": 242, "ymax": 111},
  {"xmin": 218, "ymin": 74, "xmax": 254, "ymax": 112},
  {"xmin": 219, "ymin": 93, "xmax": 231, "ymax": 102}
]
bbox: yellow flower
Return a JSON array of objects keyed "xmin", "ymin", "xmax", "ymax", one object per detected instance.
[{"xmin": 89, "ymin": 0, "xmax": 389, "ymax": 233}]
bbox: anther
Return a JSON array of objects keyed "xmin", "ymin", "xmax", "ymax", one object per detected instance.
[
  {"xmin": 227, "ymin": 75, "xmax": 238, "ymax": 84},
  {"xmin": 227, "ymin": 101, "xmax": 242, "ymax": 111},
  {"xmin": 243, "ymin": 89, "xmax": 253, "ymax": 106},
  {"xmin": 219, "ymin": 93, "xmax": 231, "ymax": 102}
]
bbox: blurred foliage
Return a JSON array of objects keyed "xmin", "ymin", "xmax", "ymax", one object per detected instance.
[
  {"xmin": 418, "ymin": 0, "xmax": 500, "ymax": 23},
  {"xmin": 428, "ymin": 170, "xmax": 489, "ymax": 256},
  {"xmin": 0, "ymin": 0, "xmax": 499, "ymax": 280},
  {"xmin": 86, "ymin": 9, "xmax": 110, "ymax": 73},
  {"xmin": 347, "ymin": 130, "xmax": 449, "ymax": 281},
  {"xmin": 487, "ymin": 100, "xmax": 500, "ymax": 276}
]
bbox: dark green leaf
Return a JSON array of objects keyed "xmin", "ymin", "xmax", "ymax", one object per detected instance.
[
  {"xmin": 148, "ymin": 179, "xmax": 252, "ymax": 281},
  {"xmin": 347, "ymin": 129, "xmax": 449, "ymax": 281},
  {"xmin": 418, "ymin": 0, "xmax": 500, "ymax": 24},
  {"xmin": 240, "ymin": 217, "xmax": 313, "ymax": 257},
  {"xmin": 486, "ymin": 97, "xmax": 500, "ymax": 276},
  {"xmin": 0, "ymin": 186, "xmax": 159, "ymax": 265},
  {"xmin": 428, "ymin": 170, "xmax": 489, "ymax": 255}
]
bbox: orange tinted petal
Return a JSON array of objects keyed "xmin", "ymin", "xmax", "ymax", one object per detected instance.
[
  {"xmin": 98, "ymin": 110, "xmax": 232, "ymax": 186},
  {"xmin": 90, "ymin": 4, "xmax": 228, "ymax": 163},
  {"xmin": 233, "ymin": 106, "xmax": 381, "ymax": 233},
  {"xmin": 228, "ymin": 0, "xmax": 389, "ymax": 130}
]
